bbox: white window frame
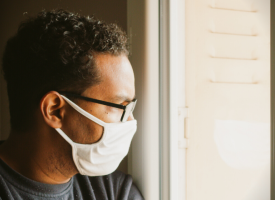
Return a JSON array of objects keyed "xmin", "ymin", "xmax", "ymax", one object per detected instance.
[
  {"xmin": 271, "ymin": 1, "xmax": 275, "ymax": 199},
  {"xmin": 127, "ymin": 0, "xmax": 186, "ymax": 200},
  {"xmin": 127, "ymin": 1, "xmax": 160, "ymax": 200}
]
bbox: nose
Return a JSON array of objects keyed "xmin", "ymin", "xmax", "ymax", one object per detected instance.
[{"xmin": 127, "ymin": 112, "xmax": 135, "ymax": 121}]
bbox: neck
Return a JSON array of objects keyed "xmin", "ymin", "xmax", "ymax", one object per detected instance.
[{"xmin": 0, "ymin": 129, "xmax": 77, "ymax": 184}]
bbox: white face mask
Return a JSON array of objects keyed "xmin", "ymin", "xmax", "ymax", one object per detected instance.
[{"xmin": 55, "ymin": 95, "xmax": 137, "ymax": 176}]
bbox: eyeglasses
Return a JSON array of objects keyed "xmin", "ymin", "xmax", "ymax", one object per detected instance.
[{"xmin": 59, "ymin": 92, "xmax": 137, "ymax": 122}]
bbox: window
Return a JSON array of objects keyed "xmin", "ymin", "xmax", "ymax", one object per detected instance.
[{"xmin": 128, "ymin": 0, "xmax": 271, "ymax": 199}]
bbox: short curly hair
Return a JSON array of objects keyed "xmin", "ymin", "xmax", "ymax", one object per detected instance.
[{"xmin": 2, "ymin": 9, "xmax": 129, "ymax": 132}]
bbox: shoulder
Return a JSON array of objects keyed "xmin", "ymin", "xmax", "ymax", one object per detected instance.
[{"xmin": 75, "ymin": 171, "xmax": 144, "ymax": 200}]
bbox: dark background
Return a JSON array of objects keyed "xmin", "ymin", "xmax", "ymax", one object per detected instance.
[{"xmin": 0, "ymin": 0, "xmax": 128, "ymax": 173}]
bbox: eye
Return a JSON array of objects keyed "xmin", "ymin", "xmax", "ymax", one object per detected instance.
[
  {"xmin": 106, "ymin": 105, "xmax": 123, "ymax": 113},
  {"xmin": 121, "ymin": 101, "xmax": 130, "ymax": 106}
]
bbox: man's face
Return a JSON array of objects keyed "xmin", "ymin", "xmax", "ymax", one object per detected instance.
[{"xmin": 61, "ymin": 53, "xmax": 136, "ymax": 144}]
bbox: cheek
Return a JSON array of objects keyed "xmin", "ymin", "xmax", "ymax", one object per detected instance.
[
  {"xmin": 62, "ymin": 108, "xmax": 104, "ymax": 144},
  {"xmin": 102, "ymin": 107, "xmax": 124, "ymax": 123},
  {"xmin": 84, "ymin": 119, "xmax": 104, "ymax": 144},
  {"xmin": 75, "ymin": 114, "xmax": 104, "ymax": 144}
]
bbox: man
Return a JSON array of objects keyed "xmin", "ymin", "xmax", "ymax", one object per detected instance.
[{"xmin": 0, "ymin": 9, "xmax": 143, "ymax": 199}]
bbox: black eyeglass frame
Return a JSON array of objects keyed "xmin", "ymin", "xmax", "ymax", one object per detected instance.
[{"xmin": 59, "ymin": 92, "xmax": 137, "ymax": 122}]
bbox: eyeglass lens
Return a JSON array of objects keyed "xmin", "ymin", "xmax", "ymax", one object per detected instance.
[{"xmin": 121, "ymin": 101, "xmax": 137, "ymax": 122}]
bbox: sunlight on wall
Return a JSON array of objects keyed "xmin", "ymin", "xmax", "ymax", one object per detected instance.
[{"xmin": 214, "ymin": 120, "xmax": 270, "ymax": 169}]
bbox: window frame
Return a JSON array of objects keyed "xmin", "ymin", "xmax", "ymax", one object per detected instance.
[{"xmin": 271, "ymin": 1, "xmax": 275, "ymax": 198}]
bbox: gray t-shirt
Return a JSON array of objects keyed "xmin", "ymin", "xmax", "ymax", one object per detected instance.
[{"xmin": 0, "ymin": 159, "xmax": 143, "ymax": 200}]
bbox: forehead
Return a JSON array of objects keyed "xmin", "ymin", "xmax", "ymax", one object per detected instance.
[{"xmin": 83, "ymin": 53, "xmax": 135, "ymax": 101}]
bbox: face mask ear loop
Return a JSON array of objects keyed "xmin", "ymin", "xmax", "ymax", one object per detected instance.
[
  {"xmin": 60, "ymin": 95, "xmax": 106, "ymax": 127},
  {"xmin": 55, "ymin": 128, "xmax": 84, "ymax": 174},
  {"xmin": 55, "ymin": 128, "xmax": 75, "ymax": 146}
]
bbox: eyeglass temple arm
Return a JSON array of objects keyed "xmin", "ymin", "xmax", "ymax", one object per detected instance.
[{"xmin": 59, "ymin": 92, "xmax": 126, "ymax": 110}]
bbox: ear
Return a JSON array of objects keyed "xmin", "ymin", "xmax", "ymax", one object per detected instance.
[{"xmin": 40, "ymin": 91, "xmax": 66, "ymax": 129}]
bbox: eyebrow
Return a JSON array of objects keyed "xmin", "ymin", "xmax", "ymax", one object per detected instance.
[{"xmin": 111, "ymin": 94, "xmax": 136, "ymax": 102}]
